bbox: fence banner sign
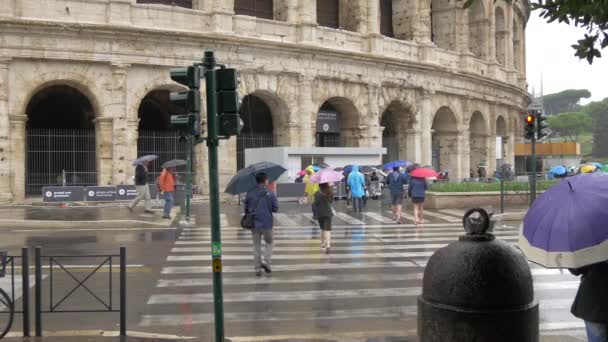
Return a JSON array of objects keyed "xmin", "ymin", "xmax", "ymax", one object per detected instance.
[
  {"xmin": 85, "ymin": 186, "xmax": 117, "ymax": 202},
  {"xmin": 276, "ymin": 183, "xmax": 306, "ymax": 200},
  {"xmin": 42, "ymin": 186, "xmax": 85, "ymax": 202},
  {"xmin": 116, "ymin": 185, "xmax": 138, "ymax": 201}
]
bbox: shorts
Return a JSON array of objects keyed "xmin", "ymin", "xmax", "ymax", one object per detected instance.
[
  {"xmin": 318, "ymin": 217, "xmax": 332, "ymax": 231},
  {"xmin": 411, "ymin": 197, "xmax": 425, "ymax": 204},
  {"xmin": 390, "ymin": 193, "xmax": 404, "ymax": 205}
]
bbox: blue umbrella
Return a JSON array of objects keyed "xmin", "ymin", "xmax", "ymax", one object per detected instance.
[
  {"xmin": 383, "ymin": 160, "xmax": 412, "ymax": 170},
  {"xmin": 224, "ymin": 162, "xmax": 286, "ymax": 195},
  {"xmin": 132, "ymin": 155, "xmax": 158, "ymax": 166},
  {"xmin": 518, "ymin": 173, "xmax": 608, "ymax": 268},
  {"xmin": 591, "ymin": 162, "xmax": 603, "ymax": 169},
  {"xmin": 549, "ymin": 165, "xmax": 567, "ymax": 176}
]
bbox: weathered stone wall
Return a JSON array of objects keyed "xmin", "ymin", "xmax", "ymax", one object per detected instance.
[{"xmin": 0, "ymin": 0, "xmax": 530, "ymax": 202}]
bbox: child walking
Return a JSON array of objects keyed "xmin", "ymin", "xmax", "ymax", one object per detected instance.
[{"xmin": 313, "ymin": 183, "xmax": 334, "ymax": 253}]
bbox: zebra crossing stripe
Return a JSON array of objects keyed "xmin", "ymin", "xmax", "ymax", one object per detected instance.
[
  {"xmin": 161, "ymin": 261, "xmax": 423, "ymax": 274},
  {"xmin": 178, "ymin": 231, "xmax": 518, "ymax": 239},
  {"xmin": 418, "ymin": 210, "xmax": 460, "ymax": 223},
  {"xmin": 299, "ymin": 213, "xmax": 318, "ymax": 224},
  {"xmin": 361, "ymin": 212, "xmax": 395, "ymax": 224},
  {"xmin": 170, "ymin": 243, "xmax": 452, "ymax": 253},
  {"xmin": 385, "ymin": 211, "xmax": 431, "ymax": 223},
  {"xmin": 274, "ymin": 213, "xmax": 299, "ymax": 226},
  {"xmin": 179, "ymin": 226, "xmax": 520, "ymax": 235},
  {"xmin": 165, "ymin": 251, "xmax": 436, "ymax": 262},
  {"xmin": 184, "ymin": 222, "xmax": 464, "ymax": 230},
  {"xmin": 438, "ymin": 209, "xmax": 466, "ymax": 217},
  {"xmin": 174, "ymin": 236, "xmax": 519, "ymax": 245},
  {"xmin": 333, "ymin": 212, "xmax": 365, "ymax": 225},
  {"xmin": 220, "ymin": 213, "xmax": 229, "ymax": 226}
]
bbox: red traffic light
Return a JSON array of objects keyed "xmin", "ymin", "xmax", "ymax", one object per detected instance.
[{"xmin": 526, "ymin": 115, "xmax": 535, "ymax": 123}]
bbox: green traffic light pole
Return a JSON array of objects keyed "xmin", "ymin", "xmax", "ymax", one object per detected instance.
[
  {"xmin": 185, "ymin": 135, "xmax": 192, "ymax": 222},
  {"xmin": 530, "ymin": 132, "xmax": 537, "ymax": 205},
  {"xmin": 203, "ymin": 50, "xmax": 225, "ymax": 342}
]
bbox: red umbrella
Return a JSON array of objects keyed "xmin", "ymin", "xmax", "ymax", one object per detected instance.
[{"xmin": 409, "ymin": 168, "xmax": 439, "ymax": 179}]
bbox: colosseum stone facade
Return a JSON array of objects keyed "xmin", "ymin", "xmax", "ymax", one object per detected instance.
[{"xmin": 0, "ymin": 0, "xmax": 530, "ymax": 202}]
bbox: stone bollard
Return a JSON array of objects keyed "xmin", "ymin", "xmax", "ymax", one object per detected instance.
[{"xmin": 417, "ymin": 208, "xmax": 539, "ymax": 342}]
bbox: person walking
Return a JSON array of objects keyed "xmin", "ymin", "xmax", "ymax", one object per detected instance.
[
  {"xmin": 347, "ymin": 165, "xmax": 365, "ymax": 213},
  {"xmin": 158, "ymin": 167, "xmax": 176, "ymax": 219},
  {"xmin": 128, "ymin": 161, "xmax": 153, "ymax": 213},
  {"xmin": 569, "ymin": 261, "xmax": 608, "ymax": 342},
  {"xmin": 303, "ymin": 166, "xmax": 319, "ymax": 204},
  {"xmin": 245, "ymin": 173, "xmax": 279, "ymax": 277},
  {"xmin": 313, "ymin": 183, "xmax": 334, "ymax": 253},
  {"xmin": 387, "ymin": 166, "xmax": 408, "ymax": 224},
  {"xmin": 408, "ymin": 176, "xmax": 427, "ymax": 225}
]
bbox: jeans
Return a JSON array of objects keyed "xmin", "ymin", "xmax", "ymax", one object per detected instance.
[
  {"xmin": 586, "ymin": 321, "xmax": 608, "ymax": 342},
  {"xmin": 163, "ymin": 192, "xmax": 174, "ymax": 217},
  {"xmin": 129, "ymin": 185, "xmax": 151, "ymax": 210},
  {"xmin": 352, "ymin": 197, "xmax": 363, "ymax": 212},
  {"xmin": 252, "ymin": 228, "xmax": 273, "ymax": 272}
]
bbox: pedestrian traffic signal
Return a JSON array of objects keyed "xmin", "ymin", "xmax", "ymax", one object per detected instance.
[
  {"xmin": 169, "ymin": 65, "xmax": 202, "ymax": 137},
  {"xmin": 215, "ymin": 68, "xmax": 243, "ymax": 136},
  {"xmin": 524, "ymin": 113, "xmax": 535, "ymax": 140},
  {"xmin": 170, "ymin": 65, "xmax": 200, "ymax": 89},
  {"xmin": 536, "ymin": 112, "xmax": 550, "ymax": 140}
]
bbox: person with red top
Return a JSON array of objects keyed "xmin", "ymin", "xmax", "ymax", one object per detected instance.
[{"xmin": 158, "ymin": 167, "xmax": 176, "ymax": 219}]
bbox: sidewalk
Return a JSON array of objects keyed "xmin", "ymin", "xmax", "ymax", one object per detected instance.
[{"xmin": 0, "ymin": 205, "xmax": 180, "ymax": 229}]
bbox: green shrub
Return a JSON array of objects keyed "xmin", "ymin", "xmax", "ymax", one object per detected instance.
[{"xmin": 429, "ymin": 180, "xmax": 558, "ymax": 193}]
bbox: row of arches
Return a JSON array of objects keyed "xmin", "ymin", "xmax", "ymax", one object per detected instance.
[
  {"xmin": 137, "ymin": 0, "xmax": 525, "ymax": 70},
  {"xmin": 22, "ymin": 83, "xmax": 512, "ymax": 195}
]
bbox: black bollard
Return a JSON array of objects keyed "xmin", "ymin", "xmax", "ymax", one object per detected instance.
[{"xmin": 417, "ymin": 208, "xmax": 539, "ymax": 342}]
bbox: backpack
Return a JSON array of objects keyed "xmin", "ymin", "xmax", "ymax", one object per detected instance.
[{"xmin": 240, "ymin": 190, "xmax": 269, "ymax": 230}]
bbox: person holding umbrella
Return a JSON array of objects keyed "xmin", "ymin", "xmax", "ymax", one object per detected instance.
[
  {"xmin": 569, "ymin": 261, "xmax": 608, "ymax": 341},
  {"xmin": 310, "ymin": 168, "xmax": 342, "ymax": 253},
  {"xmin": 408, "ymin": 167, "xmax": 436, "ymax": 224},
  {"xmin": 128, "ymin": 155, "xmax": 157, "ymax": 213},
  {"xmin": 245, "ymin": 172, "xmax": 279, "ymax": 276},
  {"xmin": 387, "ymin": 166, "xmax": 409, "ymax": 224},
  {"xmin": 158, "ymin": 167, "xmax": 176, "ymax": 219}
]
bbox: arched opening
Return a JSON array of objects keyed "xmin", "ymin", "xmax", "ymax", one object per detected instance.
[
  {"xmin": 496, "ymin": 115, "xmax": 507, "ymax": 166},
  {"xmin": 495, "ymin": 7, "xmax": 506, "ymax": 65},
  {"xmin": 467, "ymin": 0, "xmax": 488, "ymax": 59},
  {"xmin": 380, "ymin": 101, "xmax": 413, "ymax": 163},
  {"xmin": 513, "ymin": 16, "xmax": 522, "ymax": 71},
  {"xmin": 237, "ymin": 94, "xmax": 275, "ymax": 170},
  {"xmin": 234, "ymin": 0, "xmax": 273, "ymax": 20},
  {"xmin": 380, "ymin": 0, "xmax": 394, "ymax": 38},
  {"xmin": 431, "ymin": 107, "xmax": 458, "ymax": 173},
  {"xmin": 136, "ymin": 0, "xmax": 192, "ymax": 9},
  {"xmin": 431, "ymin": 0, "xmax": 456, "ymax": 51},
  {"xmin": 469, "ymin": 111, "xmax": 488, "ymax": 176},
  {"xmin": 26, "ymin": 85, "xmax": 96, "ymax": 195},
  {"xmin": 316, "ymin": 0, "xmax": 360, "ymax": 31},
  {"xmin": 317, "ymin": 0, "xmax": 339, "ymax": 28},
  {"xmin": 137, "ymin": 90, "xmax": 188, "ymax": 181},
  {"xmin": 316, "ymin": 97, "xmax": 360, "ymax": 148}
]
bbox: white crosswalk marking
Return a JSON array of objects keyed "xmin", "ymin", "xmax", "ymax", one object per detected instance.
[
  {"xmin": 220, "ymin": 213, "xmax": 229, "ymax": 226},
  {"xmin": 141, "ymin": 208, "xmax": 583, "ymax": 339}
]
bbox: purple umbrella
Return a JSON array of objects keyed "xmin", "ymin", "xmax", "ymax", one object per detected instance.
[{"xmin": 518, "ymin": 173, "xmax": 608, "ymax": 268}]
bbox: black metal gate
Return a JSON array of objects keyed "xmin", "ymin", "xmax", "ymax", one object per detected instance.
[
  {"xmin": 137, "ymin": 130, "xmax": 188, "ymax": 182},
  {"xmin": 382, "ymin": 136, "xmax": 399, "ymax": 164},
  {"xmin": 26, "ymin": 128, "xmax": 97, "ymax": 196}
]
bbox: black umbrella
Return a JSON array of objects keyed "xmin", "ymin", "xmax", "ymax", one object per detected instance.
[{"xmin": 224, "ymin": 162, "xmax": 287, "ymax": 195}]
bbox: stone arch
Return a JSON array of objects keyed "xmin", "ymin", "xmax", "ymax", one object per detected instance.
[
  {"xmin": 469, "ymin": 111, "xmax": 489, "ymax": 177},
  {"xmin": 431, "ymin": 106, "xmax": 459, "ymax": 173},
  {"xmin": 237, "ymin": 92, "xmax": 281, "ymax": 169},
  {"xmin": 22, "ymin": 78, "xmax": 102, "ymax": 120},
  {"xmin": 495, "ymin": 6, "xmax": 506, "ymax": 65},
  {"xmin": 380, "ymin": 100, "xmax": 414, "ymax": 163},
  {"xmin": 468, "ymin": 0, "xmax": 489, "ymax": 59},
  {"xmin": 25, "ymin": 83, "xmax": 98, "ymax": 195},
  {"xmin": 316, "ymin": 96, "xmax": 361, "ymax": 147},
  {"xmin": 316, "ymin": 0, "xmax": 361, "ymax": 32},
  {"xmin": 136, "ymin": 86, "xmax": 189, "ymax": 178}
]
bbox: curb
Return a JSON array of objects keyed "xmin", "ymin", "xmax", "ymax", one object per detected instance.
[
  {"xmin": 3, "ymin": 330, "xmax": 196, "ymax": 340},
  {"xmin": 495, "ymin": 211, "xmax": 527, "ymax": 221},
  {"xmin": 0, "ymin": 219, "xmax": 173, "ymax": 229}
]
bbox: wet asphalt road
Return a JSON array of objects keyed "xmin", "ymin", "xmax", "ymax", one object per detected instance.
[{"xmin": 0, "ymin": 201, "xmax": 588, "ymax": 341}]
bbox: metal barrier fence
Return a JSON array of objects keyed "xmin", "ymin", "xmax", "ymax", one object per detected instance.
[
  {"xmin": 26, "ymin": 128, "xmax": 97, "ymax": 196},
  {"xmin": 0, "ymin": 247, "xmax": 126, "ymax": 338},
  {"xmin": 138, "ymin": 130, "xmax": 188, "ymax": 181}
]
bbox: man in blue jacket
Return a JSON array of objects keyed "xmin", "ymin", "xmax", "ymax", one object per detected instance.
[
  {"xmin": 347, "ymin": 165, "xmax": 366, "ymax": 213},
  {"xmin": 387, "ymin": 166, "xmax": 408, "ymax": 224},
  {"xmin": 245, "ymin": 173, "xmax": 279, "ymax": 277}
]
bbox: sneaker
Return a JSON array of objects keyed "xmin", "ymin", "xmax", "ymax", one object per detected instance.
[
  {"xmin": 325, "ymin": 247, "xmax": 331, "ymax": 254},
  {"xmin": 162, "ymin": 215, "xmax": 171, "ymax": 219},
  {"xmin": 261, "ymin": 264, "xmax": 272, "ymax": 274},
  {"xmin": 255, "ymin": 270, "xmax": 263, "ymax": 277},
  {"xmin": 144, "ymin": 209, "xmax": 154, "ymax": 214}
]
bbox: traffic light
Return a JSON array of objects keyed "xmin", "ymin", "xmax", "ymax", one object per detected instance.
[
  {"xmin": 524, "ymin": 112, "xmax": 535, "ymax": 140},
  {"xmin": 169, "ymin": 65, "xmax": 202, "ymax": 137},
  {"xmin": 536, "ymin": 112, "xmax": 550, "ymax": 140},
  {"xmin": 216, "ymin": 68, "xmax": 243, "ymax": 136}
]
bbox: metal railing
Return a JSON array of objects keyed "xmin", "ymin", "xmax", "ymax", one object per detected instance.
[{"xmin": 0, "ymin": 247, "xmax": 127, "ymax": 338}]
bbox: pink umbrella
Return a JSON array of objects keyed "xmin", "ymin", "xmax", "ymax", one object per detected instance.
[
  {"xmin": 409, "ymin": 168, "xmax": 439, "ymax": 179},
  {"xmin": 310, "ymin": 168, "xmax": 344, "ymax": 184},
  {"xmin": 297, "ymin": 170, "xmax": 306, "ymax": 177}
]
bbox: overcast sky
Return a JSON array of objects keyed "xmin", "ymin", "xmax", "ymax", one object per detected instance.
[{"xmin": 526, "ymin": 12, "xmax": 608, "ymax": 104}]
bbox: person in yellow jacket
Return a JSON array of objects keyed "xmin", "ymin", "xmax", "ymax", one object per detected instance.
[{"xmin": 303, "ymin": 166, "xmax": 319, "ymax": 203}]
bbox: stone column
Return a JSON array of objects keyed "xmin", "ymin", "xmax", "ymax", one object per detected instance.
[
  {"xmin": 364, "ymin": 84, "xmax": 382, "ymax": 148},
  {"xmin": 0, "ymin": 59, "xmax": 11, "ymax": 202},
  {"xmin": 284, "ymin": 0, "xmax": 298, "ymax": 23},
  {"xmin": 455, "ymin": 130, "xmax": 466, "ymax": 180},
  {"xmin": 419, "ymin": 90, "xmax": 433, "ymax": 166},
  {"xmin": 488, "ymin": 5, "xmax": 497, "ymax": 64},
  {"xmin": 367, "ymin": 0, "xmax": 380, "ymax": 35},
  {"xmin": 94, "ymin": 117, "xmax": 114, "ymax": 186},
  {"xmin": 296, "ymin": 0, "xmax": 317, "ymax": 42},
  {"xmin": 414, "ymin": 0, "xmax": 432, "ymax": 43},
  {"xmin": 107, "ymin": 0, "xmax": 132, "ymax": 26},
  {"xmin": 210, "ymin": 0, "xmax": 234, "ymax": 32},
  {"xmin": 298, "ymin": 75, "xmax": 316, "ymax": 147},
  {"xmin": 8, "ymin": 115, "xmax": 27, "ymax": 202},
  {"xmin": 108, "ymin": 64, "xmax": 132, "ymax": 185},
  {"xmin": 506, "ymin": 3, "xmax": 514, "ymax": 69}
]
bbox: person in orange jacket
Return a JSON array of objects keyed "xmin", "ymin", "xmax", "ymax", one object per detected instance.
[{"xmin": 158, "ymin": 167, "xmax": 176, "ymax": 219}]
